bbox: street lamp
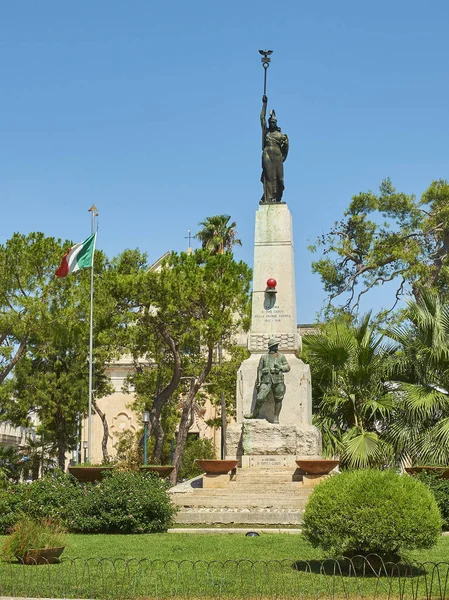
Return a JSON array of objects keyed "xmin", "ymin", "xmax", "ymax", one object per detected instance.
[
  {"xmin": 142, "ymin": 411, "xmax": 150, "ymax": 465},
  {"xmin": 83, "ymin": 440, "xmax": 88, "ymax": 464}
]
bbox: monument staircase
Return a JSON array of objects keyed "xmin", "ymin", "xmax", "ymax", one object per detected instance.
[{"xmin": 171, "ymin": 467, "xmax": 314, "ymax": 525}]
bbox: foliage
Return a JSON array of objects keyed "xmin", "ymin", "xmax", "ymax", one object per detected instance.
[
  {"xmin": 0, "ymin": 445, "xmax": 22, "ymax": 482},
  {"xmin": 302, "ymin": 470, "xmax": 442, "ymax": 558},
  {"xmin": 195, "ymin": 215, "xmax": 242, "ymax": 255},
  {"xmin": 310, "ymin": 179, "xmax": 449, "ymax": 314},
  {"xmin": 0, "ymin": 232, "xmax": 68, "ymax": 387},
  {"xmin": 0, "ymin": 470, "xmax": 175, "ymax": 535},
  {"xmin": 302, "ymin": 314, "xmax": 396, "ymax": 467},
  {"xmin": 67, "ymin": 470, "xmax": 176, "ymax": 533},
  {"xmin": 412, "ymin": 471, "xmax": 449, "ymax": 531},
  {"xmin": 0, "ymin": 232, "xmax": 119, "ymax": 467},
  {"xmin": 113, "ymin": 430, "xmax": 144, "ymax": 470},
  {"xmin": 121, "ymin": 248, "xmax": 251, "ymax": 482},
  {"xmin": 0, "ymin": 485, "xmax": 22, "ymax": 534},
  {"xmin": 178, "ymin": 437, "xmax": 216, "ymax": 481},
  {"xmin": 207, "ymin": 345, "xmax": 250, "ymax": 424},
  {"xmin": 386, "ymin": 290, "xmax": 449, "ymax": 466},
  {"xmin": 1, "ymin": 515, "xmax": 66, "ymax": 558},
  {"xmin": 17, "ymin": 470, "xmax": 83, "ymax": 523}
]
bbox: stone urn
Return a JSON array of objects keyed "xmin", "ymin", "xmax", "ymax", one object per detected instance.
[
  {"xmin": 195, "ymin": 459, "xmax": 238, "ymax": 474},
  {"xmin": 295, "ymin": 459, "xmax": 340, "ymax": 475},
  {"xmin": 405, "ymin": 466, "xmax": 449, "ymax": 479},
  {"xmin": 18, "ymin": 547, "xmax": 65, "ymax": 565},
  {"xmin": 140, "ymin": 465, "xmax": 174, "ymax": 478},
  {"xmin": 68, "ymin": 466, "xmax": 114, "ymax": 483}
]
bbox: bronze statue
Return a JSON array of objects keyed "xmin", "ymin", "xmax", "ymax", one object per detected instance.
[
  {"xmin": 260, "ymin": 95, "xmax": 289, "ymax": 204},
  {"xmin": 245, "ymin": 338, "xmax": 291, "ymax": 424}
]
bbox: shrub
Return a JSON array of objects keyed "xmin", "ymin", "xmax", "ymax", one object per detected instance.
[
  {"xmin": 412, "ymin": 471, "xmax": 449, "ymax": 531},
  {"xmin": 302, "ymin": 469, "xmax": 442, "ymax": 558},
  {"xmin": 178, "ymin": 437, "xmax": 215, "ymax": 481},
  {"xmin": 2, "ymin": 515, "xmax": 66, "ymax": 559},
  {"xmin": 68, "ymin": 470, "xmax": 176, "ymax": 533},
  {"xmin": 0, "ymin": 485, "xmax": 22, "ymax": 534},
  {"xmin": 17, "ymin": 470, "xmax": 83, "ymax": 523}
]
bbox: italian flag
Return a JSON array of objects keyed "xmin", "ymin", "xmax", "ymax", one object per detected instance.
[{"xmin": 55, "ymin": 233, "xmax": 96, "ymax": 278}]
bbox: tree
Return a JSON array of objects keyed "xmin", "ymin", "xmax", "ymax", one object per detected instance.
[
  {"xmin": 386, "ymin": 290, "xmax": 449, "ymax": 466},
  {"xmin": 4, "ymin": 264, "xmax": 113, "ymax": 469},
  {"xmin": 0, "ymin": 233, "xmax": 123, "ymax": 468},
  {"xmin": 310, "ymin": 179, "xmax": 449, "ymax": 314},
  {"xmin": 302, "ymin": 314, "xmax": 397, "ymax": 468},
  {"xmin": 0, "ymin": 233, "xmax": 68, "ymax": 387},
  {"xmin": 122, "ymin": 250, "xmax": 251, "ymax": 482},
  {"xmin": 195, "ymin": 215, "xmax": 242, "ymax": 255}
]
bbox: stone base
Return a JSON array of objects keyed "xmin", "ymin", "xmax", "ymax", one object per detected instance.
[
  {"xmin": 301, "ymin": 473, "xmax": 330, "ymax": 488},
  {"xmin": 202, "ymin": 473, "xmax": 235, "ymax": 488},
  {"xmin": 226, "ymin": 420, "xmax": 321, "ymax": 463},
  {"xmin": 236, "ymin": 354, "xmax": 313, "ymax": 426}
]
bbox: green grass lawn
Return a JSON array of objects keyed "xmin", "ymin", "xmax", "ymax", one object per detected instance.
[
  {"xmin": 0, "ymin": 534, "xmax": 448, "ymax": 599},
  {"xmin": 1, "ymin": 531, "xmax": 447, "ymax": 563},
  {"xmin": 58, "ymin": 532, "xmax": 449, "ymax": 563}
]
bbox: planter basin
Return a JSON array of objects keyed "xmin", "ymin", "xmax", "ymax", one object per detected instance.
[
  {"xmin": 195, "ymin": 459, "xmax": 238, "ymax": 474},
  {"xmin": 405, "ymin": 466, "xmax": 449, "ymax": 479},
  {"xmin": 68, "ymin": 466, "xmax": 114, "ymax": 483},
  {"xmin": 140, "ymin": 466, "xmax": 174, "ymax": 478},
  {"xmin": 295, "ymin": 459, "xmax": 340, "ymax": 475},
  {"xmin": 17, "ymin": 547, "xmax": 65, "ymax": 565}
]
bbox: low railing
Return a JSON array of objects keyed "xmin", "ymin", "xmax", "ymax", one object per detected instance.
[{"xmin": 0, "ymin": 556, "xmax": 448, "ymax": 599}]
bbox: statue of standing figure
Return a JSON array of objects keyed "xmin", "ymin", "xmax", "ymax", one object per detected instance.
[
  {"xmin": 245, "ymin": 338, "xmax": 291, "ymax": 424},
  {"xmin": 260, "ymin": 95, "xmax": 289, "ymax": 204}
]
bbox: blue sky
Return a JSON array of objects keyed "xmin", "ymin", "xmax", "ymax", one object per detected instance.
[{"xmin": 1, "ymin": 1, "xmax": 448, "ymax": 322}]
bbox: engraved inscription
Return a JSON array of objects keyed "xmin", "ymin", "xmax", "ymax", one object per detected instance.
[
  {"xmin": 249, "ymin": 455, "xmax": 289, "ymax": 467},
  {"xmin": 254, "ymin": 304, "xmax": 291, "ymax": 324}
]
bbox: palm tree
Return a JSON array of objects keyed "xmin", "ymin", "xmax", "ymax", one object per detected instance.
[
  {"xmin": 195, "ymin": 215, "xmax": 242, "ymax": 255},
  {"xmin": 386, "ymin": 290, "xmax": 449, "ymax": 466},
  {"xmin": 303, "ymin": 313, "xmax": 397, "ymax": 468}
]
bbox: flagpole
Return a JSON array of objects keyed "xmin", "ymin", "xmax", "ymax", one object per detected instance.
[{"xmin": 87, "ymin": 204, "xmax": 98, "ymax": 463}]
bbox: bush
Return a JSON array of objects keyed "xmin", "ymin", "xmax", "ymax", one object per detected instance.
[
  {"xmin": 302, "ymin": 469, "xmax": 442, "ymax": 558},
  {"xmin": 178, "ymin": 437, "xmax": 216, "ymax": 481},
  {"xmin": 412, "ymin": 471, "xmax": 449, "ymax": 531},
  {"xmin": 68, "ymin": 470, "xmax": 176, "ymax": 533},
  {"xmin": 0, "ymin": 485, "xmax": 22, "ymax": 534},
  {"xmin": 17, "ymin": 470, "xmax": 83, "ymax": 523}
]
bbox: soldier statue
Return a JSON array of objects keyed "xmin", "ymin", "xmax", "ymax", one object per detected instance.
[{"xmin": 245, "ymin": 338, "xmax": 291, "ymax": 424}]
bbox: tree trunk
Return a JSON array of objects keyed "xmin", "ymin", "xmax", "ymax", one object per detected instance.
[
  {"xmin": 0, "ymin": 333, "xmax": 28, "ymax": 385},
  {"xmin": 171, "ymin": 396, "xmax": 195, "ymax": 485},
  {"xmin": 92, "ymin": 399, "xmax": 109, "ymax": 462},
  {"xmin": 153, "ymin": 419, "xmax": 165, "ymax": 464},
  {"xmin": 56, "ymin": 428, "xmax": 66, "ymax": 471},
  {"xmin": 170, "ymin": 346, "xmax": 214, "ymax": 485},
  {"xmin": 145, "ymin": 322, "xmax": 183, "ymax": 441}
]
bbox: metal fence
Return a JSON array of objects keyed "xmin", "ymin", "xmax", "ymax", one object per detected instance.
[{"xmin": 0, "ymin": 556, "xmax": 448, "ymax": 599}]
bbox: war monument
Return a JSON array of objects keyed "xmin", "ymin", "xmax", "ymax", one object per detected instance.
[
  {"xmin": 171, "ymin": 51, "xmax": 327, "ymax": 525},
  {"xmin": 226, "ymin": 50, "xmax": 321, "ymax": 468}
]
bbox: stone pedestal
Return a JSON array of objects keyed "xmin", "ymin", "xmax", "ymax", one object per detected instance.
[
  {"xmin": 226, "ymin": 202, "xmax": 322, "ymax": 466},
  {"xmin": 249, "ymin": 203, "xmax": 300, "ymax": 353},
  {"xmin": 226, "ymin": 420, "xmax": 321, "ymax": 465},
  {"xmin": 202, "ymin": 473, "xmax": 235, "ymax": 489}
]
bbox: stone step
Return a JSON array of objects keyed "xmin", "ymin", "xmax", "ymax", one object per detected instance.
[
  {"xmin": 174, "ymin": 488, "xmax": 311, "ymax": 497},
  {"xmin": 174, "ymin": 508, "xmax": 305, "ymax": 525},
  {"xmin": 172, "ymin": 497, "xmax": 309, "ymax": 509},
  {"xmin": 236, "ymin": 469, "xmax": 301, "ymax": 479}
]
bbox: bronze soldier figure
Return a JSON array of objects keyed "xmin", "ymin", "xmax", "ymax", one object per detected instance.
[{"xmin": 245, "ymin": 338, "xmax": 291, "ymax": 424}]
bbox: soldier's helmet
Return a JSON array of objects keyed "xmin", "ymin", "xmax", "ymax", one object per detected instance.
[{"xmin": 268, "ymin": 338, "xmax": 279, "ymax": 349}]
